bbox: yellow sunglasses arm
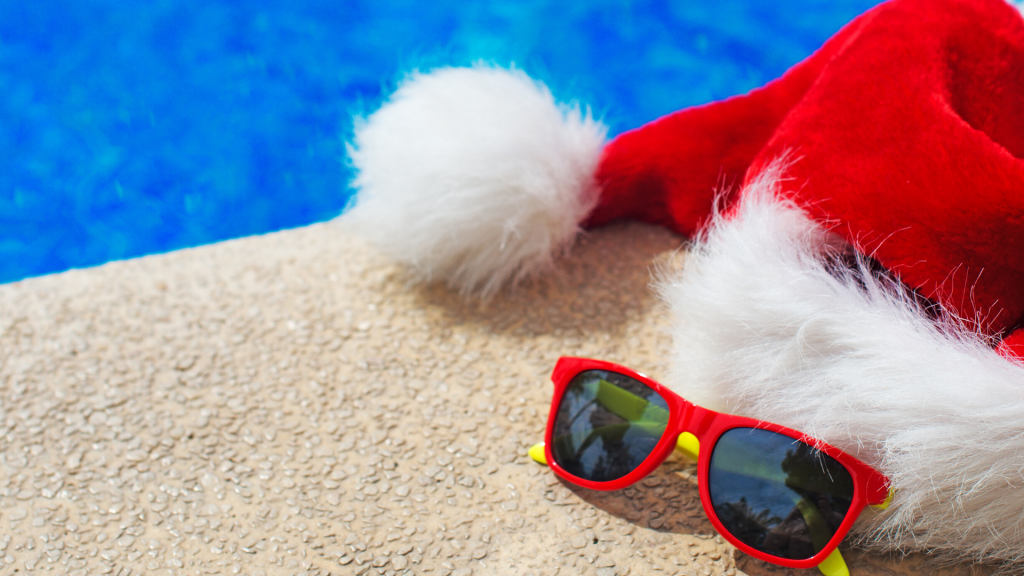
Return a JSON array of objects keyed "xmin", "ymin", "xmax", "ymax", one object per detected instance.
[
  {"xmin": 528, "ymin": 442, "xmax": 548, "ymax": 465},
  {"xmin": 793, "ymin": 500, "xmax": 850, "ymax": 576},
  {"xmin": 870, "ymin": 487, "xmax": 896, "ymax": 510},
  {"xmin": 817, "ymin": 549, "xmax": 849, "ymax": 576}
]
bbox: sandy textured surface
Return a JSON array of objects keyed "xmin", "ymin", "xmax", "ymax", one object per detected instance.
[{"xmin": 0, "ymin": 221, "xmax": 994, "ymax": 576}]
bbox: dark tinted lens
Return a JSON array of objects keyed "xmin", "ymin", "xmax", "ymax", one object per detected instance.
[
  {"xmin": 551, "ymin": 369, "xmax": 670, "ymax": 483},
  {"xmin": 708, "ymin": 428, "xmax": 854, "ymax": 560}
]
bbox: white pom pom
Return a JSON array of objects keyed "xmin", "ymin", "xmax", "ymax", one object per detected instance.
[{"xmin": 343, "ymin": 65, "xmax": 607, "ymax": 296}]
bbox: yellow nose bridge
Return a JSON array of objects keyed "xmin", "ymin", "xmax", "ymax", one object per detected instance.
[{"xmin": 675, "ymin": 431, "xmax": 700, "ymax": 461}]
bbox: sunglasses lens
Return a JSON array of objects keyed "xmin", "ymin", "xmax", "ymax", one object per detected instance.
[
  {"xmin": 708, "ymin": 427, "xmax": 855, "ymax": 560},
  {"xmin": 551, "ymin": 369, "xmax": 670, "ymax": 483}
]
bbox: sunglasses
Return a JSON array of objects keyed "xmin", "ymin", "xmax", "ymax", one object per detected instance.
[{"xmin": 529, "ymin": 357, "xmax": 893, "ymax": 576}]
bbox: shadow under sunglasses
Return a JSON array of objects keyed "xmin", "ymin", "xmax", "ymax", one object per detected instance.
[{"xmin": 551, "ymin": 455, "xmax": 841, "ymax": 576}]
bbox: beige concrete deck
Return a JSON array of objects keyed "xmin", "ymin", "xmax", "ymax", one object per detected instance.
[{"xmin": 0, "ymin": 221, "xmax": 993, "ymax": 576}]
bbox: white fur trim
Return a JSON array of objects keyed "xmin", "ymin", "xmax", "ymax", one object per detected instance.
[
  {"xmin": 342, "ymin": 65, "xmax": 606, "ymax": 296},
  {"xmin": 658, "ymin": 163, "xmax": 1024, "ymax": 565}
]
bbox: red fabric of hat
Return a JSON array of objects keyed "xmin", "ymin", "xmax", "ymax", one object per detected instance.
[{"xmin": 593, "ymin": 0, "xmax": 1024, "ymax": 345}]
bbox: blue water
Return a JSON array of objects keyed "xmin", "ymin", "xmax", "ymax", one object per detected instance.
[{"xmin": 0, "ymin": 0, "xmax": 883, "ymax": 283}]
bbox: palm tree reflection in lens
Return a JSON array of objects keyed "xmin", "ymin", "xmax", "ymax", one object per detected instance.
[
  {"xmin": 709, "ymin": 428, "xmax": 854, "ymax": 561},
  {"xmin": 551, "ymin": 370, "xmax": 670, "ymax": 483}
]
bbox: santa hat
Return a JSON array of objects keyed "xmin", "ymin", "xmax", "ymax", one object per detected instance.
[{"xmin": 344, "ymin": 0, "xmax": 1024, "ymax": 566}]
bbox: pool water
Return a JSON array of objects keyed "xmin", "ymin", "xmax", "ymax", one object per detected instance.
[{"xmin": 0, "ymin": 0, "xmax": 883, "ymax": 284}]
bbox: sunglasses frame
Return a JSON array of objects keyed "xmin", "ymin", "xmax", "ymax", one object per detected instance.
[{"xmin": 543, "ymin": 356, "xmax": 891, "ymax": 570}]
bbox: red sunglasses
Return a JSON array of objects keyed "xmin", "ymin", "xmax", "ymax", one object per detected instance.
[{"xmin": 530, "ymin": 357, "xmax": 892, "ymax": 576}]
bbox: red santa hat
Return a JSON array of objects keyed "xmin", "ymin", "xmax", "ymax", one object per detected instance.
[{"xmin": 344, "ymin": 0, "xmax": 1024, "ymax": 566}]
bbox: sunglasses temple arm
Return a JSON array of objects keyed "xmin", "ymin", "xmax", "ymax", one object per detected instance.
[
  {"xmin": 869, "ymin": 486, "xmax": 896, "ymax": 510},
  {"xmin": 817, "ymin": 549, "xmax": 849, "ymax": 576},
  {"xmin": 528, "ymin": 442, "xmax": 548, "ymax": 465}
]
